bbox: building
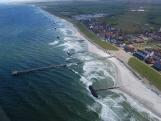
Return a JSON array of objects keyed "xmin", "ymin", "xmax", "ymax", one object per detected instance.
[
  {"xmin": 145, "ymin": 57, "xmax": 155, "ymax": 64},
  {"xmin": 153, "ymin": 61, "xmax": 161, "ymax": 71},
  {"xmin": 144, "ymin": 32, "xmax": 153, "ymax": 37},
  {"xmin": 135, "ymin": 49, "xmax": 149, "ymax": 59},
  {"xmin": 153, "ymin": 36, "xmax": 161, "ymax": 41},
  {"xmin": 153, "ymin": 54, "xmax": 161, "ymax": 61},
  {"xmin": 124, "ymin": 45, "xmax": 135, "ymax": 52},
  {"xmin": 144, "ymin": 48, "xmax": 154, "ymax": 56},
  {"xmin": 133, "ymin": 39, "xmax": 144, "ymax": 43},
  {"xmin": 120, "ymin": 43, "xmax": 126, "ymax": 48},
  {"xmin": 155, "ymin": 32, "xmax": 161, "ymax": 37}
]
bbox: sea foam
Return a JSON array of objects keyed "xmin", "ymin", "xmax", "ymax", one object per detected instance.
[{"xmin": 48, "ymin": 40, "xmax": 59, "ymax": 45}]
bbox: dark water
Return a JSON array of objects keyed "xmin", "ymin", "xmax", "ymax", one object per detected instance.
[{"xmin": 0, "ymin": 4, "xmax": 160, "ymax": 121}]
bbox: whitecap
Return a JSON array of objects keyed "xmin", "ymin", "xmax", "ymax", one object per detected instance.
[
  {"xmin": 59, "ymin": 28, "xmax": 75, "ymax": 35},
  {"xmin": 58, "ymin": 40, "xmax": 84, "ymax": 52},
  {"xmin": 48, "ymin": 40, "xmax": 59, "ymax": 45}
]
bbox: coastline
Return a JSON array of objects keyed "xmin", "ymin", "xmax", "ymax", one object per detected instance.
[
  {"xmin": 40, "ymin": 7, "xmax": 161, "ymax": 119},
  {"xmin": 68, "ymin": 21, "xmax": 161, "ymax": 119}
]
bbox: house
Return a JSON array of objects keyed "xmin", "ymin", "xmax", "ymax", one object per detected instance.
[
  {"xmin": 145, "ymin": 57, "xmax": 155, "ymax": 64},
  {"xmin": 127, "ymin": 35, "xmax": 134, "ymax": 39},
  {"xmin": 135, "ymin": 49, "xmax": 149, "ymax": 59},
  {"xmin": 155, "ymin": 32, "xmax": 161, "ymax": 37},
  {"xmin": 124, "ymin": 45, "xmax": 135, "ymax": 52},
  {"xmin": 109, "ymin": 39, "xmax": 117, "ymax": 44},
  {"xmin": 144, "ymin": 32, "xmax": 153, "ymax": 37},
  {"xmin": 106, "ymin": 32, "xmax": 113, "ymax": 36},
  {"xmin": 144, "ymin": 48, "xmax": 154, "ymax": 56},
  {"xmin": 118, "ymin": 36, "xmax": 123, "ymax": 40},
  {"xmin": 119, "ymin": 43, "xmax": 126, "ymax": 48},
  {"xmin": 153, "ymin": 61, "xmax": 161, "ymax": 71},
  {"xmin": 100, "ymin": 32, "xmax": 113, "ymax": 39},
  {"xmin": 151, "ymin": 49, "xmax": 161, "ymax": 61},
  {"xmin": 153, "ymin": 54, "xmax": 161, "ymax": 61},
  {"xmin": 90, "ymin": 25, "xmax": 93, "ymax": 29},
  {"xmin": 133, "ymin": 39, "xmax": 144, "ymax": 43},
  {"xmin": 153, "ymin": 36, "xmax": 161, "ymax": 41},
  {"xmin": 100, "ymin": 32, "xmax": 106, "ymax": 38}
]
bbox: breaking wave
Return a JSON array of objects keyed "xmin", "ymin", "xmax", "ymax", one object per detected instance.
[{"xmin": 48, "ymin": 40, "xmax": 59, "ymax": 45}]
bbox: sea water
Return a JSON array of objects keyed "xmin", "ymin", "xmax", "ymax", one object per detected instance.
[{"xmin": 0, "ymin": 4, "xmax": 160, "ymax": 121}]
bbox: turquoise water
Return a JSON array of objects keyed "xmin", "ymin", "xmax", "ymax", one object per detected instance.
[{"xmin": 0, "ymin": 4, "xmax": 160, "ymax": 121}]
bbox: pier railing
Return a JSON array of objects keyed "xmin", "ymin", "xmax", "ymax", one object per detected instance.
[{"xmin": 12, "ymin": 56, "xmax": 113, "ymax": 75}]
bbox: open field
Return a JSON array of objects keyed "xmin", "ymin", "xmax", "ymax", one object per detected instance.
[
  {"xmin": 99, "ymin": 17, "xmax": 145, "ymax": 34},
  {"xmin": 33, "ymin": 1, "xmax": 161, "ymax": 34},
  {"xmin": 38, "ymin": 1, "xmax": 129, "ymax": 16},
  {"xmin": 133, "ymin": 44, "xmax": 159, "ymax": 50},
  {"xmin": 128, "ymin": 57, "xmax": 161, "ymax": 90},
  {"xmin": 75, "ymin": 23, "xmax": 119, "ymax": 51}
]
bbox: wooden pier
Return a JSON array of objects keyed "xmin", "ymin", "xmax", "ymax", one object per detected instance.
[{"xmin": 12, "ymin": 56, "xmax": 113, "ymax": 75}]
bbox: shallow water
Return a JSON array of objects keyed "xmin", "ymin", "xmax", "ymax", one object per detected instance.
[{"xmin": 0, "ymin": 4, "xmax": 160, "ymax": 121}]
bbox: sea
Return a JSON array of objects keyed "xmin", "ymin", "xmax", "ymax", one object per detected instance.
[{"xmin": 0, "ymin": 4, "xmax": 160, "ymax": 121}]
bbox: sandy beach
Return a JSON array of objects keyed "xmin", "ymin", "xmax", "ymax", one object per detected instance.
[{"xmin": 67, "ymin": 21, "xmax": 161, "ymax": 119}]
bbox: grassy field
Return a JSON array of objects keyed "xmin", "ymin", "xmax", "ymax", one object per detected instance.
[
  {"xmin": 133, "ymin": 44, "xmax": 159, "ymax": 50},
  {"xmin": 128, "ymin": 57, "xmax": 161, "ymax": 90},
  {"xmin": 36, "ymin": 1, "xmax": 129, "ymax": 15},
  {"xmin": 75, "ymin": 23, "xmax": 119, "ymax": 51},
  {"xmin": 33, "ymin": 0, "xmax": 161, "ymax": 34},
  {"xmin": 99, "ymin": 17, "xmax": 145, "ymax": 34}
]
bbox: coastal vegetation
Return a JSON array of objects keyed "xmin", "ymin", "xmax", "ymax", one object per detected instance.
[
  {"xmin": 128, "ymin": 57, "xmax": 161, "ymax": 90},
  {"xmin": 75, "ymin": 23, "xmax": 119, "ymax": 51}
]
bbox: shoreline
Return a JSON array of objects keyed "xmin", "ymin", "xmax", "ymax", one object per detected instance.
[
  {"xmin": 40, "ymin": 7, "xmax": 161, "ymax": 119},
  {"xmin": 68, "ymin": 20, "xmax": 161, "ymax": 119}
]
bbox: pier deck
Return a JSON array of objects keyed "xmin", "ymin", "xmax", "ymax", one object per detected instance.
[{"xmin": 12, "ymin": 56, "xmax": 113, "ymax": 75}]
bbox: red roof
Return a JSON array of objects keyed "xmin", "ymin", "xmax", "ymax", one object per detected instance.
[
  {"xmin": 127, "ymin": 45, "xmax": 134, "ymax": 48},
  {"xmin": 134, "ymin": 39, "xmax": 144, "ymax": 43}
]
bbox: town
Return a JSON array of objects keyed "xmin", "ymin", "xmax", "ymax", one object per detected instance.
[{"xmin": 73, "ymin": 14, "xmax": 161, "ymax": 72}]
